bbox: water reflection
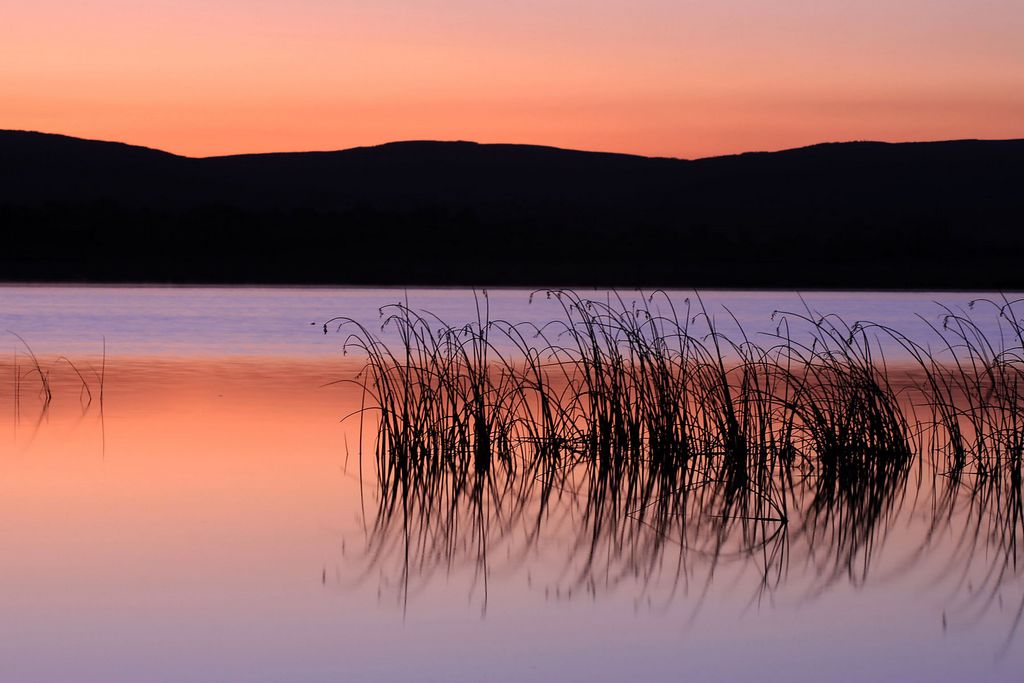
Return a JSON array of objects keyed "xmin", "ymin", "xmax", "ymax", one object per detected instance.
[
  {"xmin": 353, "ymin": 402, "xmax": 1024, "ymax": 646},
  {"xmin": 3, "ymin": 289, "xmax": 1024, "ymax": 680}
]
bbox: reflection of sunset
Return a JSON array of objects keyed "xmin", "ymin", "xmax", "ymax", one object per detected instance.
[
  {"xmin": 3, "ymin": 1, "xmax": 1021, "ymax": 157},
  {"xmin": 1, "ymin": 347, "xmax": 1023, "ymax": 679},
  {"xmin": 0, "ymin": 358, "xmax": 358, "ymax": 587}
]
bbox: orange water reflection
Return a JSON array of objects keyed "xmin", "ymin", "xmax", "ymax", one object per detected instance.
[{"xmin": 1, "ymin": 356, "xmax": 1023, "ymax": 682}]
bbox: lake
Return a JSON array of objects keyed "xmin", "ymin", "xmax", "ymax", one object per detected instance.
[{"xmin": 1, "ymin": 285, "xmax": 1022, "ymax": 682}]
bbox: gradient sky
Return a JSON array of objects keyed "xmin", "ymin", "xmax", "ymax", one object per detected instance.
[{"xmin": 2, "ymin": 0, "xmax": 1022, "ymax": 158}]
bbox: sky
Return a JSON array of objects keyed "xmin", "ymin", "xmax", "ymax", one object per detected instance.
[{"xmin": 2, "ymin": 0, "xmax": 1022, "ymax": 158}]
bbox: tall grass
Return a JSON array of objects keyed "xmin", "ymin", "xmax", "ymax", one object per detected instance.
[{"xmin": 333, "ymin": 291, "xmax": 1024, "ymax": 620}]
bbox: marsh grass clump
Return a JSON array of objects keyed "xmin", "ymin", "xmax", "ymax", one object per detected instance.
[
  {"xmin": 333, "ymin": 290, "xmax": 1024, "ymax": 616},
  {"xmin": 768, "ymin": 310, "xmax": 915, "ymax": 581},
  {"xmin": 939, "ymin": 298, "xmax": 1024, "ymax": 483},
  {"xmin": 860, "ymin": 298, "xmax": 1024, "ymax": 486}
]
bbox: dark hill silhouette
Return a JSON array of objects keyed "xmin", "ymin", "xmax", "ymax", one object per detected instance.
[{"xmin": 1, "ymin": 130, "xmax": 1022, "ymax": 287}]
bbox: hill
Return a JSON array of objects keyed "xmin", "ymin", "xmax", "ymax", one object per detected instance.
[{"xmin": 1, "ymin": 130, "xmax": 1022, "ymax": 287}]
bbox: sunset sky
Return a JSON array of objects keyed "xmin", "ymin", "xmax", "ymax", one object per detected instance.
[{"xmin": 3, "ymin": 0, "xmax": 1022, "ymax": 158}]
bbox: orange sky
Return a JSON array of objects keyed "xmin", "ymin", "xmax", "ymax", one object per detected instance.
[{"xmin": 2, "ymin": 0, "xmax": 1022, "ymax": 158}]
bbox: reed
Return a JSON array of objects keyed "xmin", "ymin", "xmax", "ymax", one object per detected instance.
[
  {"xmin": 334, "ymin": 290, "xmax": 1024, "ymax": 614},
  {"xmin": 332, "ymin": 289, "xmax": 1024, "ymax": 508},
  {"xmin": 6, "ymin": 334, "xmax": 104, "ymax": 422}
]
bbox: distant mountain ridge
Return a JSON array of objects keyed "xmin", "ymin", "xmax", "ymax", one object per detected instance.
[{"xmin": 1, "ymin": 130, "xmax": 1022, "ymax": 287}]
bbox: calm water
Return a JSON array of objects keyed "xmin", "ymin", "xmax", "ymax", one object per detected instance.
[
  {"xmin": 1, "ymin": 284, "xmax": 1019, "ymax": 358},
  {"xmin": 1, "ymin": 285, "xmax": 1023, "ymax": 682}
]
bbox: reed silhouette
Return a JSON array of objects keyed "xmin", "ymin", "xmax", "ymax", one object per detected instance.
[
  {"xmin": 3, "ymin": 334, "xmax": 105, "ymax": 431},
  {"xmin": 334, "ymin": 291, "xmax": 1024, "ymax": 644}
]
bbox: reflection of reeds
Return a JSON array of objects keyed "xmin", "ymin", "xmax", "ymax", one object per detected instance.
[{"xmin": 333, "ymin": 291, "xmax": 1024, "ymax": 642}]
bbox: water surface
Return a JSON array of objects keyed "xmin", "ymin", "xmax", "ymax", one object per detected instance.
[{"xmin": 1, "ymin": 285, "xmax": 1022, "ymax": 682}]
